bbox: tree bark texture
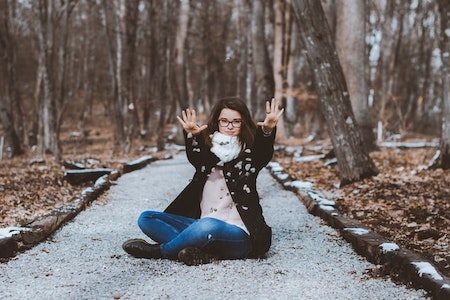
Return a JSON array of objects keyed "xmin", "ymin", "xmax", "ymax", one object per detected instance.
[
  {"xmin": 292, "ymin": 0, "xmax": 378, "ymax": 185},
  {"xmin": 173, "ymin": 0, "xmax": 190, "ymax": 109},
  {"xmin": 335, "ymin": 0, "xmax": 376, "ymax": 151},
  {"xmin": 252, "ymin": 0, "xmax": 274, "ymax": 119},
  {"xmin": 0, "ymin": 0, "xmax": 23, "ymax": 156},
  {"xmin": 434, "ymin": 0, "xmax": 450, "ymax": 169},
  {"xmin": 36, "ymin": 0, "xmax": 60, "ymax": 158}
]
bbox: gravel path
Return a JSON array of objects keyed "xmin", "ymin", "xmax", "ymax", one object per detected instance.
[{"xmin": 0, "ymin": 154, "xmax": 429, "ymax": 299}]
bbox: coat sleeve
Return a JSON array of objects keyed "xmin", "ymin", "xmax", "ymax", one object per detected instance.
[
  {"xmin": 251, "ymin": 126, "xmax": 277, "ymax": 170},
  {"xmin": 184, "ymin": 131, "xmax": 220, "ymax": 170}
]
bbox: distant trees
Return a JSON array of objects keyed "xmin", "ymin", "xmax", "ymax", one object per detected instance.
[{"xmin": 0, "ymin": 0, "xmax": 447, "ymax": 176}]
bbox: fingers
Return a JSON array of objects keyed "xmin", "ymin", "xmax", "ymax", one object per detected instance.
[
  {"xmin": 178, "ymin": 108, "xmax": 208, "ymax": 134},
  {"xmin": 277, "ymin": 107, "xmax": 285, "ymax": 118}
]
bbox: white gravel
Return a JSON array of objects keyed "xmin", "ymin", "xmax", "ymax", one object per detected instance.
[{"xmin": 0, "ymin": 154, "xmax": 429, "ymax": 299}]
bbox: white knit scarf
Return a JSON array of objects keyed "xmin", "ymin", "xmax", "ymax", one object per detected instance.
[{"xmin": 210, "ymin": 131, "xmax": 242, "ymax": 163}]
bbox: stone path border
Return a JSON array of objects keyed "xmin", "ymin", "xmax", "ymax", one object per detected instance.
[
  {"xmin": 0, "ymin": 155, "xmax": 160, "ymax": 259},
  {"xmin": 266, "ymin": 161, "xmax": 450, "ymax": 300}
]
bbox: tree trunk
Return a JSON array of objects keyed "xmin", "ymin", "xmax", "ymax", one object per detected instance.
[
  {"xmin": 36, "ymin": 0, "xmax": 59, "ymax": 158},
  {"xmin": 124, "ymin": 0, "xmax": 140, "ymax": 151},
  {"xmin": 273, "ymin": 0, "xmax": 291, "ymax": 140},
  {"xmin": 292, "ymin": 0, "xmax": 378, "ymax": 185},
  {"xmin": 173, "ymin": 0, "xmax": 190, "ymax": 109},
  {"xmin": 252, "ymin": 0, "xmax": 274, "ymax": 119},
  {"xmin": 335, "ymin": 0, "xmax": 376, "ymax": 151},
  {"xmin": 107, "ymin": 0, "xmax": 127, "ymax": 153},
  {"xmin": 432, "ymin": 0, "xmax": 450, "ymax": 169},
  {"xmin": 0, "ymin": 0, "xmax": 23, "ymax": 156}
]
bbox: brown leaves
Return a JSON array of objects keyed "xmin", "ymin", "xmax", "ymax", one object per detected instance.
[
  {"xmin": 0, "ymin": 158, "xmax": 86, "ymax": 227},
  {"xmin": 275, "ymin": 143, "xmax": 450, "ymax": 278}
]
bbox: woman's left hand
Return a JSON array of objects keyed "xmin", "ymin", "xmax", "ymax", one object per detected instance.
[{"xmin": 257, "ymin": 98, "xmax": 284, "ymax": 133}]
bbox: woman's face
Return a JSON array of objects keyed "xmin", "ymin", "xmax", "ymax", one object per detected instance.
[{"xmin": 217, "ymin": 108, "xmax": 242, "ymax": 136}]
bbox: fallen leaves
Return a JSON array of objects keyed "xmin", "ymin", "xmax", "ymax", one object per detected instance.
[{"xmin": 274, "ymin": 141, "xmax": 450, "ymax": 278}]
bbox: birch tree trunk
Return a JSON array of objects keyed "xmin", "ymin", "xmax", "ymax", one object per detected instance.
[
  {"xmin": 375, "ymin": 1, "xmax": 404, "ymax": 133},
  {"xmin": 335, "ymin": 0, "xmax": 376, "ymax": 150},
  {"xmin": 432, "ymin": 0, "xmax": 450, "ymax": 169},
  {"xmin": 292, "ymin": 0, "xmax": 378, "ymax": 185}
]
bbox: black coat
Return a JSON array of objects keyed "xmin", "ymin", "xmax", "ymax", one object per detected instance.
[{"xmin": 164, "ymin": 127, "xmax": 276, "ymax": 257}]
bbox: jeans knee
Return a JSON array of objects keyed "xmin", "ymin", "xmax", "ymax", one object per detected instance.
[{"xmin": 137, "ymin": 210, "xmax": 158, "ymax": 230}]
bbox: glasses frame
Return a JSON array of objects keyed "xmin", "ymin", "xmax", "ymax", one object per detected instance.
[{"xmin": 218, "ymin": 118, "xmax": 242, "ymax": 128}]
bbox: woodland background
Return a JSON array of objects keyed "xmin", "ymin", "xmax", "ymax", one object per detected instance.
[{"xmin": 0, "ymin": 0, "xmax": 449, "ymax": 280}]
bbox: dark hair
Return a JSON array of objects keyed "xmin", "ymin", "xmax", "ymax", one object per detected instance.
[{"xmin": 204, "ymin": 97, "xmax": 256, "ymax": 150}]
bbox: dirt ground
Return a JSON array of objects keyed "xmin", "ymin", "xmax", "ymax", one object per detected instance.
[{"xmin": 0, "ymin": 113, "xmax": 449, "ymax": 278}]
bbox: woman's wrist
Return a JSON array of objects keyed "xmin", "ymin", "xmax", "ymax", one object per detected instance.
[{"xmin": 261, "ymin": 126, "xmax": 273, "ymax": 136}]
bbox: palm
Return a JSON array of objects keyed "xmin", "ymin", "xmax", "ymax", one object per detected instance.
[
  {"xmin": 257, "ymin": 98, "xmax": 284, "ymax": 130},
  {"xmin": 177, "ymin": 109, "xmax": 208, "ymax": 135}
]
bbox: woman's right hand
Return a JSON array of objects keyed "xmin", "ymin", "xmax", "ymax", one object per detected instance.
[{"xmin": 176, "ymin": 108, "xmax": 208, "ymax": 135}]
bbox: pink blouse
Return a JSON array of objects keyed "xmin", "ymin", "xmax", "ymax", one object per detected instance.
[{"xmin": 200, "ymin": 168, "xmax": 249, "ymax": 235}]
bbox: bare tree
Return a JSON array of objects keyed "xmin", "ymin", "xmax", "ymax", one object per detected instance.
[
  {"xmin": 335, "ymin": 0, "xmax": 376, "ymax": 151},
  {"xmin": 35, "ymin": 0, "xmax": 58, "ymax": 158},
  {"xmin": 252, "ymin": 0, "xmax": 275, "ymax": 119},
  {"xmin": 292, "ymin": 0, "xmax": 378, "ymax": 185},
  {"xmin": 431, "ymin": 0, "xmax": 450, "ymax": 169},
  {"xmin": 174, "ymin": 0, "xmax": 190, "ymax": 109},
  {"xmin": 272, "ymin": 0, "xmax": 291, "ymax": 140},
  {"xmin": 0, "ymin": 0, "xmax": 24, "ymax": 156}
]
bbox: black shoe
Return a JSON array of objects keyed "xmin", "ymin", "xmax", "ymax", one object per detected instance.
[
  {"xmin": 122, "ymin": 239, "xmax": 162, "ymax": 259},
  {"xmin": 178, "ymin": 247, "xmax": 217, "ymax": 266}
]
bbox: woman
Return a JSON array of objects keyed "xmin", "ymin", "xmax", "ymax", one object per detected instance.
[{"xmin": 122, "ymin": 97, "xmax": 284, "ymax": 265}]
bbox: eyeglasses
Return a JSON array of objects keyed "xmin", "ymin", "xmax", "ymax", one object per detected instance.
[{"xmin": 218, "ymin": 118, "xmax": 242, "ymax": 128}]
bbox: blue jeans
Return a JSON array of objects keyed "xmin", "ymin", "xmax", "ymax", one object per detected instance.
[{"xmin": 137, "ymin": 211, "xmax": 252, "ymax": 259}]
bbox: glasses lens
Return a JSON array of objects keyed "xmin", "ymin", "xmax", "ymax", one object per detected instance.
[
  {"xmin": 232, "ymin": 120, "xmax": 242, "ymax": 128},
  {"xmin": 219, "ymin": 119, "xmax": 228, "ymax": 127},
  {"xmin": 218, "ymin": 119, "xmax": 242, "ymax": 128}
]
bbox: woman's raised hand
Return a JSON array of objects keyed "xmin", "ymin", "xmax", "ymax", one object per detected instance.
[
  {"xmin": 176, "ymin": 108, "xmax": 208, "ymax": 135},
  {"xmin": 257, "ymin": 98, "xmax": 284, "ymax": 132}
]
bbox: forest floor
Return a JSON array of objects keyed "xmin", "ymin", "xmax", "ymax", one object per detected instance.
[{"xmin": 0, "ymin": 113, "xmax": 449, "ymax": 279}]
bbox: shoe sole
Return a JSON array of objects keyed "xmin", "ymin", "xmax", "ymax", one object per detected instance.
[{"xmin": 178, "ymin": 247, "xmax": 216, "ymax": 266}]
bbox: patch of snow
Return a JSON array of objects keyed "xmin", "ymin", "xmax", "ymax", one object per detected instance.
[
  {"xmin": 0, "ymin": 227, "xmax": 31, "ymax": 238},
  {"xmin": 324, "ymin": 158, "xmax": 337, "ymax": 166},
  {"xmin": 412, "ymin": 262, "xmax": 443, "ymax": 281},
  {"xmin": 94, "ymin": 175, "xmax": 108, "ymax": 187},
  {"xmin": 319, "ymin": 205, "xmax": 335, "ymax": 211},
  {"xmin": 308, "ymin": 191, "xmax": 335, "ymax": 206},
  {"xmin": 267, "ymin": 162, "xmax": 284, "ymax": 172},
  {"xmin": 81, "ymin": 187, "xmax": 94, "ymax": 197},
  {"xmin": 284, "ymin": 180, "xmax": 313, "ymax": 190},
  {"xmin": 276, "ymin": 173, "xmax": 289, "ymax": 181},
  {"xmin": 380, "ymin": 243, "xmax": 400, "ymax": 253},
  {"xmin": 294, "ymin": 154, "xmax": 325, "ymax": 163},
  {"xmin": 344, "ymin": 228, "xmax": 370, "ymax": 235}
]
